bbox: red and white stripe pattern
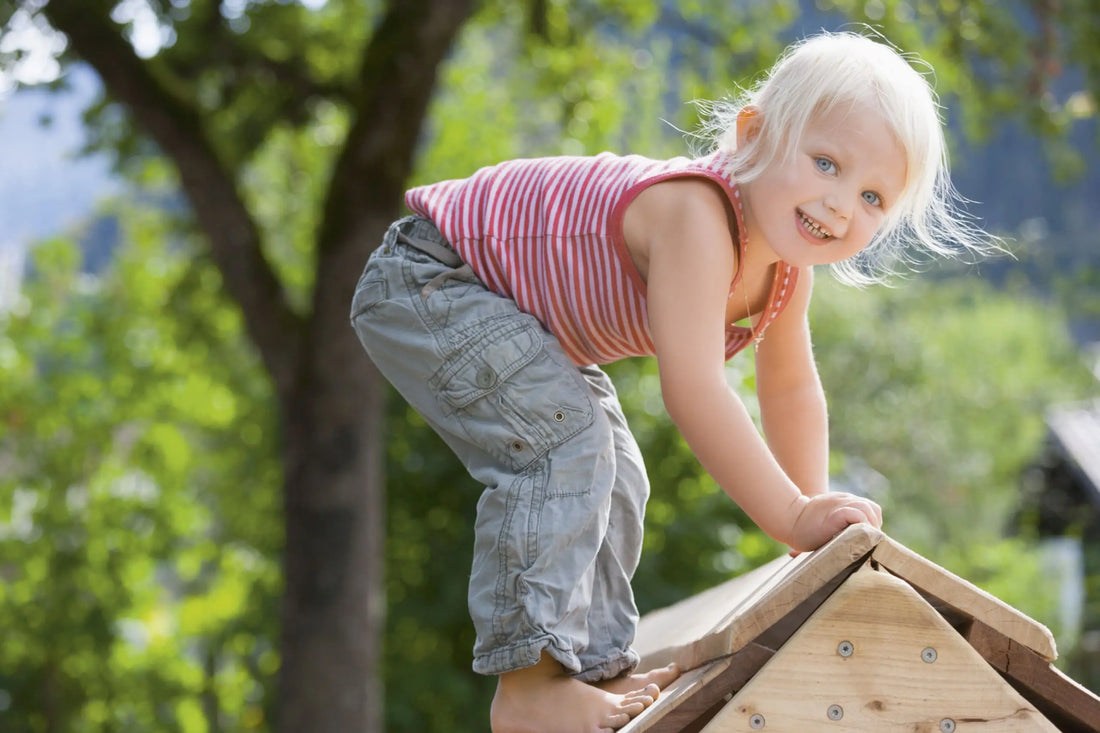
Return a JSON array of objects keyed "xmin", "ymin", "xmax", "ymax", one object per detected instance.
[{"xmin": 405, "ymin": 150, "xmax": 798, "ymax": 366}]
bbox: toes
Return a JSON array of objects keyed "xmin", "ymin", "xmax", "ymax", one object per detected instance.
[
  {"xmin": 602, "ymin": 712, "xmax": 630, "ymax": 730},
  {"xmin": 656, "ymin": 663, "xmax": 679, "ymax": 682},
  {"xmin": 627, "ymin": 680, "xmax": 659, "ymax": 692},
  {"xmin": 623, "ymin": 688, "xmax": 655, "ymax": 706},
  {"xmin": 622, "ymin": 682, "xmax": 659, "ymax": 701}
]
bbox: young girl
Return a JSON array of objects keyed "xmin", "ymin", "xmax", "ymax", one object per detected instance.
[{"xmin": 351, "ymin": 31, "xmax": 994, "ymax": 733}]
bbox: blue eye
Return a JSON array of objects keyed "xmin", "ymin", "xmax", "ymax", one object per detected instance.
[
  {"xmin": 815, "ymin": 157, "xmax": 836, "ymax": 174},
  {"xmin": 862, "ymin": 191, "xmax": 882, "ymax": 206}
]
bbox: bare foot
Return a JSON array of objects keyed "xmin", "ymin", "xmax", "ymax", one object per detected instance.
[
  {"xmin": 595, "ymin": 662, "xmax": 680, "ymax": 697},
  {"xmin": 491, "ymin": 653, "xmax": 658, "ymax": 733}
]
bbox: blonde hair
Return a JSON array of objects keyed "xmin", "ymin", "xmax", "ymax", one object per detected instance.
[{"xmin": 697, "ymin": 30, "xmax": 1002, "ymax": 285}]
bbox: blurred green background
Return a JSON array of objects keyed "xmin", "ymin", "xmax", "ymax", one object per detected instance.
[{"xmin": 1, "ymin": 1, "xmax": 1099, "ymax": 731}]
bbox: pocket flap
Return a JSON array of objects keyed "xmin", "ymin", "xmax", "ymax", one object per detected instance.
[
  {"xmin": 350, "ymin": 278, "xmax": 387, "ymax": 320},
  {"xmin": 433, "ymin": 322, "xmax": 543, "ymax": 410}
]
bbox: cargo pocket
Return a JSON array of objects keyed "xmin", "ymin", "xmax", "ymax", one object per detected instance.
[
  {"xmin": 350, "ymin": 277, "xmax": 387, "ymax": 321},
  {"xmin": 432, "ymin": 316, "xmax": 594, "ymax": 471}
]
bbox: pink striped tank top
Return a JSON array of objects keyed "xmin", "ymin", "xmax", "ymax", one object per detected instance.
[{"xmin": 405, "ymin": 150, "xmax": 799, "ymax": 366}]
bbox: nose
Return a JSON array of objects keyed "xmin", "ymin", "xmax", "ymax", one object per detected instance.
[{"xmin": 823, "ymin": 187, "xmax": 854, "ymax": 220}]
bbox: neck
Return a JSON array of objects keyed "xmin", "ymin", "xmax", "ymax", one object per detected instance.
[{"xmin": 733, "ymin": 182, "xmax": 781, "ymax": 268}]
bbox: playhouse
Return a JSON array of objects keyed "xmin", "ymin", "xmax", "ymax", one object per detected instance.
[{"xmin": 621, "ymin": 524, "xmax": 1100, "ymax": 732}]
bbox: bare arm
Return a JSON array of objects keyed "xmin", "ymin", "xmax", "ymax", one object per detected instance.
[
  {"xmin": 640, "ymin": 179, "xmax": 806, "ymax": 542},
  {"xmin": 632, "ymin": 179, "xmax": 880, "ymax": 551},
  {"xmin": 754, "ymin": 267, "xmax": 829, "ymax": 498}
]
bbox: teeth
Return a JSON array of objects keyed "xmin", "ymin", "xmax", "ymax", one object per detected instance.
[{"xmin": 799, "ymin": 211, "xmax": 831, "ymax": 239}]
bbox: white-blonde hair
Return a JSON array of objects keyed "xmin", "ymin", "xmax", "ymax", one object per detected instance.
[{"xmin": 697, "ymin": 30, "xmax": 1002, "ymax": 285}]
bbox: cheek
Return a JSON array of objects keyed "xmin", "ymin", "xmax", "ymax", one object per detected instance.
[
  {"xmin": 851, "ymin": 220, "xmax": 887, "ymax": 255},
  {"xmin": 860, "ymin": 213, "xmax": 888, "ymax": 240},
  {"xmin": 774, "ymin": 167, "xmax": 807, "ymax": 190},
  {"xmin": 837, "ymin": 220, "xmax": 877, "ymax": 257}
]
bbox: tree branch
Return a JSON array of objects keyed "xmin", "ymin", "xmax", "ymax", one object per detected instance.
[
  {"xmin": 41, "ymin": 0, "xmax": 303, "ymax": 402},
  {"xmin": 317, "ymin": 0, "xmax": 477, "ymax": 254},
  {"xmin": 295, "ymin": 0, "xmax": 477, "ymax": 419}
]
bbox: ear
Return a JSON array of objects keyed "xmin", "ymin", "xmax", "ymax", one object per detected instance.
[{"xmin": 736, "ymin": 105, "xmax": 763, "ymax": 149}]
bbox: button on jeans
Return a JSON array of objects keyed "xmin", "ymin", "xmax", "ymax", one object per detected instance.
[{"xmin": 350, "ymin": 216, "xmax": 650, "ymax": 681}]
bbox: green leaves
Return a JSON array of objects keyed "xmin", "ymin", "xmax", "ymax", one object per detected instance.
[{"xmin": 0, "ymin": 207, "xmax": 280, "ymax": 731}]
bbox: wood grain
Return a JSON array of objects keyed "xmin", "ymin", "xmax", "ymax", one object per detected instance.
[
  {"xmin": 634, "ymin": 524, "xmax": 882, "ymax": 673},
  {"xmin": 701, "ymin": 566, "xmax": 1058, "ymax": 732},
  {"xmin": 872, "ymin": 536, "xmax": 1057, "ymax": 661},
  {"xmin": 965, "ymin": 619, "xmax": 1100, "ymax": 733}
]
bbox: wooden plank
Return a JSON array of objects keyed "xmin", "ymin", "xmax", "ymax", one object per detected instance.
[
  {"xmin": 619, "ymin": 657, "xmax": 731, "ymax": 733},
  {"xmin": 633, "ymin": 557, "xmax": 787, "ymax": 668},
  {"xmin": 621, "ymin": 644, "xmax": 773, "ymax": 733},
  {"xmin": 965, "ymin": 619, "xmax": 1100, "ymax": 733},
  {"xmin": 700, "ymin": 566, "xmax": 1059, "ymax": 732},
  {"xmin": 634, "ymin": 524, "xmax": 882, "ymax": 673},
  {"xmin": 871, "ymin": 535, "xmax": 1057, "ymax": 660}
]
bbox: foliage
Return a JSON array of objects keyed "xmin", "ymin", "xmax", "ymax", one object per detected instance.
[
  {"xmin": 0, "ymin": 207, "xmax": 281, "ymax": 731},
  {"xmin": 814, "ymin": 276, "xmax": 1094, "ymax": 541}
]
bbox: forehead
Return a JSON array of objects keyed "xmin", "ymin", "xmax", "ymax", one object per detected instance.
[{"xmin": 804, "ymin": 102, "xmax": 908, "ymax": 194}]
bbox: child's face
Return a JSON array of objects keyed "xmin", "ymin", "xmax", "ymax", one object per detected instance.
[{"xmin": 739, "ymin": 103, "xmax": 907, "ymax": 268}]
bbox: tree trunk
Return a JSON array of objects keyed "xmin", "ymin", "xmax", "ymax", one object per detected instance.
[
  {"xmin": 277, "ymin": 2, "xmax": 477, "ymax": 730},
  {"xmin": 280, "ymin": 327, "xmax": 388, "ymax": 731},
  {"xmin": 38, "ymin": 0, "xmax": 477, "ymax": 729}
]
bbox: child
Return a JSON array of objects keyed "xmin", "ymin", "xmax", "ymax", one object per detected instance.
[{"xmin": 351, "ymin": 30, "xmax": 994, "ymax": 733}]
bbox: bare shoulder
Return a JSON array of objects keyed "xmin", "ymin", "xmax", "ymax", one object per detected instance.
[
  {"xmin": 622, "ymin": 178, "xmax": 734, "ymax": 279},
  {"xmin": 626, "ymin": 178, "xmax": 731, "ymax": 240}
]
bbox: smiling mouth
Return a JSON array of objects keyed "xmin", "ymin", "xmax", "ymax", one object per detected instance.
[{"xmin": 798, "ymin": 209, "xmax": 833, "ymax": 241}]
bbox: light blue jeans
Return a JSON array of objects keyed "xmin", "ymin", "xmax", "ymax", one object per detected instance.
[{"xmin": 350, "ymin": 216, "xmax": 649, "ymax": 681}]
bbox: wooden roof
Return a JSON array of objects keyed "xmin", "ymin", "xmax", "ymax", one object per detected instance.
[{"xmin": 622, "ymin": 524, "xmax": 1100, "ymax": 732}]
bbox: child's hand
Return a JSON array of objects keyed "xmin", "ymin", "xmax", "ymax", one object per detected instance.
[{"xmin": 786, "ymin": 492, "xmax": 882, "ymax": 554}]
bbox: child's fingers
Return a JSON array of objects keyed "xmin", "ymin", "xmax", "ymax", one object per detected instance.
[
  {"xmin": 835, "ymin": 495, "xmax": 882, "ymax": 528},
  {"xmin": 831, "ymin": 506, "xmax": 865, "ymax": 529},
  {"xmin": 832, "ymin": 502, "xmax": 879, "ymax": 530},
  {"xmin": 852, "ymin": 498, "xmax": 882, "ymax": 527},
  {"xmin": 870, "ymin": 499, "xmax": 884, "ymax": 526},
  {"xmin": 859, "ymin": 497, "xmax": 883, "ymax": 527}
]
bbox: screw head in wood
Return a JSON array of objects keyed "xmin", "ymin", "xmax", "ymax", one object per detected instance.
[
  {"xmin": 940, "ymin": 718, "xmax": 956, "ymax": 733},
  {"xmin": 922, "ymin": 647, "xmax": 938, "ymax": 663},
  {"xmin": 749, "ymin": 713, "xmax": 765, "ymax": 729},
  {"xmin": 837, "ymin": 640, "xmax": 854, "ymax": 657},
  {"xmin": 827, "ymin": 704, "xmax": 844, "ymax": 721}
]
